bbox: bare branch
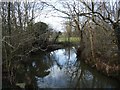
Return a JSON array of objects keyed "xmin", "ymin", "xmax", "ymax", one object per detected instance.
[
  {"xmin": 2, "ymin": 40, "xmax": 15, "ymax": 49},
  {"xmin": 41, "ymin": 1, "xmax": 70, "ymax": 16}
]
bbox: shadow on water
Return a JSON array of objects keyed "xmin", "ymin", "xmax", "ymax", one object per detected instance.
[{"xmin": 13, "ymin": 47, "xmax": 120, "ymax": 88}]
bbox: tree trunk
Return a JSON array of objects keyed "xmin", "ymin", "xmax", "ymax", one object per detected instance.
[
  {"xmin": 17, "ymin": 2, "xmax": 23, "ymax": 30},
  {"xmin": 113, "ymin": 23, "xmax": 120, "ymax": 54},
  {"xmin": 88, "ymin": 27, "xmax": 95, "ymax": 60},
  {"xmin": 12, "ymin": 3, "xmax": 17, "ymax": 31},
  {"xmin": 7, "ymin": 2, "xmax": 12, "ymax": 54},
  {"xmin": 8, "ymin": 2, "xmax": 11, "ymax": 36}
]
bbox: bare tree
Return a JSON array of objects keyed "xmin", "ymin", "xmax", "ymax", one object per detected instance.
[
  {"xmin": 80, "ymin": 0, "xmax": 120, "ymax": 53},
  {"xmin": 2, "ymin": 1, "xmax": 49, "ymax": 86}
]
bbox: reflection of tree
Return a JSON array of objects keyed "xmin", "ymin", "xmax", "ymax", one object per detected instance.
[
  {"xmin": 14, "ymin": 52, "xmax": 53, "ymax": 88},
  {"xmin": 67, "ymin": 58, "xmax": 119, "ymax": 88},
  {"xmin": 49, "ymin": 51, "xmax": 63, "ymax": 69},
  {"xmin": 65, "ymin": 47, "xmax": 71, "ymax": 60},
  {"xmin": 13, "ymin": 48, "xmax": 119, "ymax": 88},
  {"xmin": 50, "ymin": 47, "xmax": 76, "ymax": 70}
]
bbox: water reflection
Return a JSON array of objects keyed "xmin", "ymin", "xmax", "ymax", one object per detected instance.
[
  {"xmin": 15, "ymin": 47, "xmax": 120, "ymax": 88},
  {"xmin": 15, "ymin": 52, "xmax": 52, "ymax": 88}
]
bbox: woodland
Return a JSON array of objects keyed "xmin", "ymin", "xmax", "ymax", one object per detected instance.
[{"xmin": 1, "ymin": 0, "xmax": 120, "ymax": 89}]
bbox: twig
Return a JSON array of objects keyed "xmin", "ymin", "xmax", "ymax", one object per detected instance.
[{"xmin": 2, "ymin": 40, "xmax": 15, "ymax": 49}]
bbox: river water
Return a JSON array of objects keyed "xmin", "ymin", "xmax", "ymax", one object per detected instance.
[{"xmin": 15, "ymin": 47, "xmax": 120, "ymax": 88}]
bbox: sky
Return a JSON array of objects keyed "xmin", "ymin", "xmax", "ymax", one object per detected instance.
[
  {"xmin": 35, "ymin": 0, "xmax": 67, "ymax": 32},
  {"xmin": 36, "ymin": 10, "xmax": 66, "ymax": 32}
]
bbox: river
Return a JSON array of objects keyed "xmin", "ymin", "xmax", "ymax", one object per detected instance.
[{"xmin": 15, "ymin": 47, "xmax": 120, "ymax": 88}]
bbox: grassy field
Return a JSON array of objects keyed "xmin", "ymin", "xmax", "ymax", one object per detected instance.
[{"xmin": 58, "ymin": 36, "xmax": 80, "ymax": 43}]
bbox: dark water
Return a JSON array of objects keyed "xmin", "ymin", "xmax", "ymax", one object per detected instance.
[{"xmin": 15, "ymin": 47, "xmax": 120, "ymax": 88}]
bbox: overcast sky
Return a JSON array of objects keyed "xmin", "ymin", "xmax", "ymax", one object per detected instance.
[
  {"xmin": 36, "ymin": 10, "xmax": 66, "ymax": 32},
  {"xmin": 34, "ymin": 0, "xmax": 67, "ymax": 32}
]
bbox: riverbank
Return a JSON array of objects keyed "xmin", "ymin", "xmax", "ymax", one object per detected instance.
[
  {"xmin": 2, "ymin": 42, "xmax": 74, "ymax": 89},
  {"xmin": 2, "ymin": 46, "xmax": 120, "ymax": 89},
  {"xmin": 77, "ymin": 46, "xmax": 120, "ymax": 81}
]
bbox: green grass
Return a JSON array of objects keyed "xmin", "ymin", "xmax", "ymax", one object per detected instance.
[{"xmin": 58, "ymin": 36, "xmax": 80, "ymax": 43}]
